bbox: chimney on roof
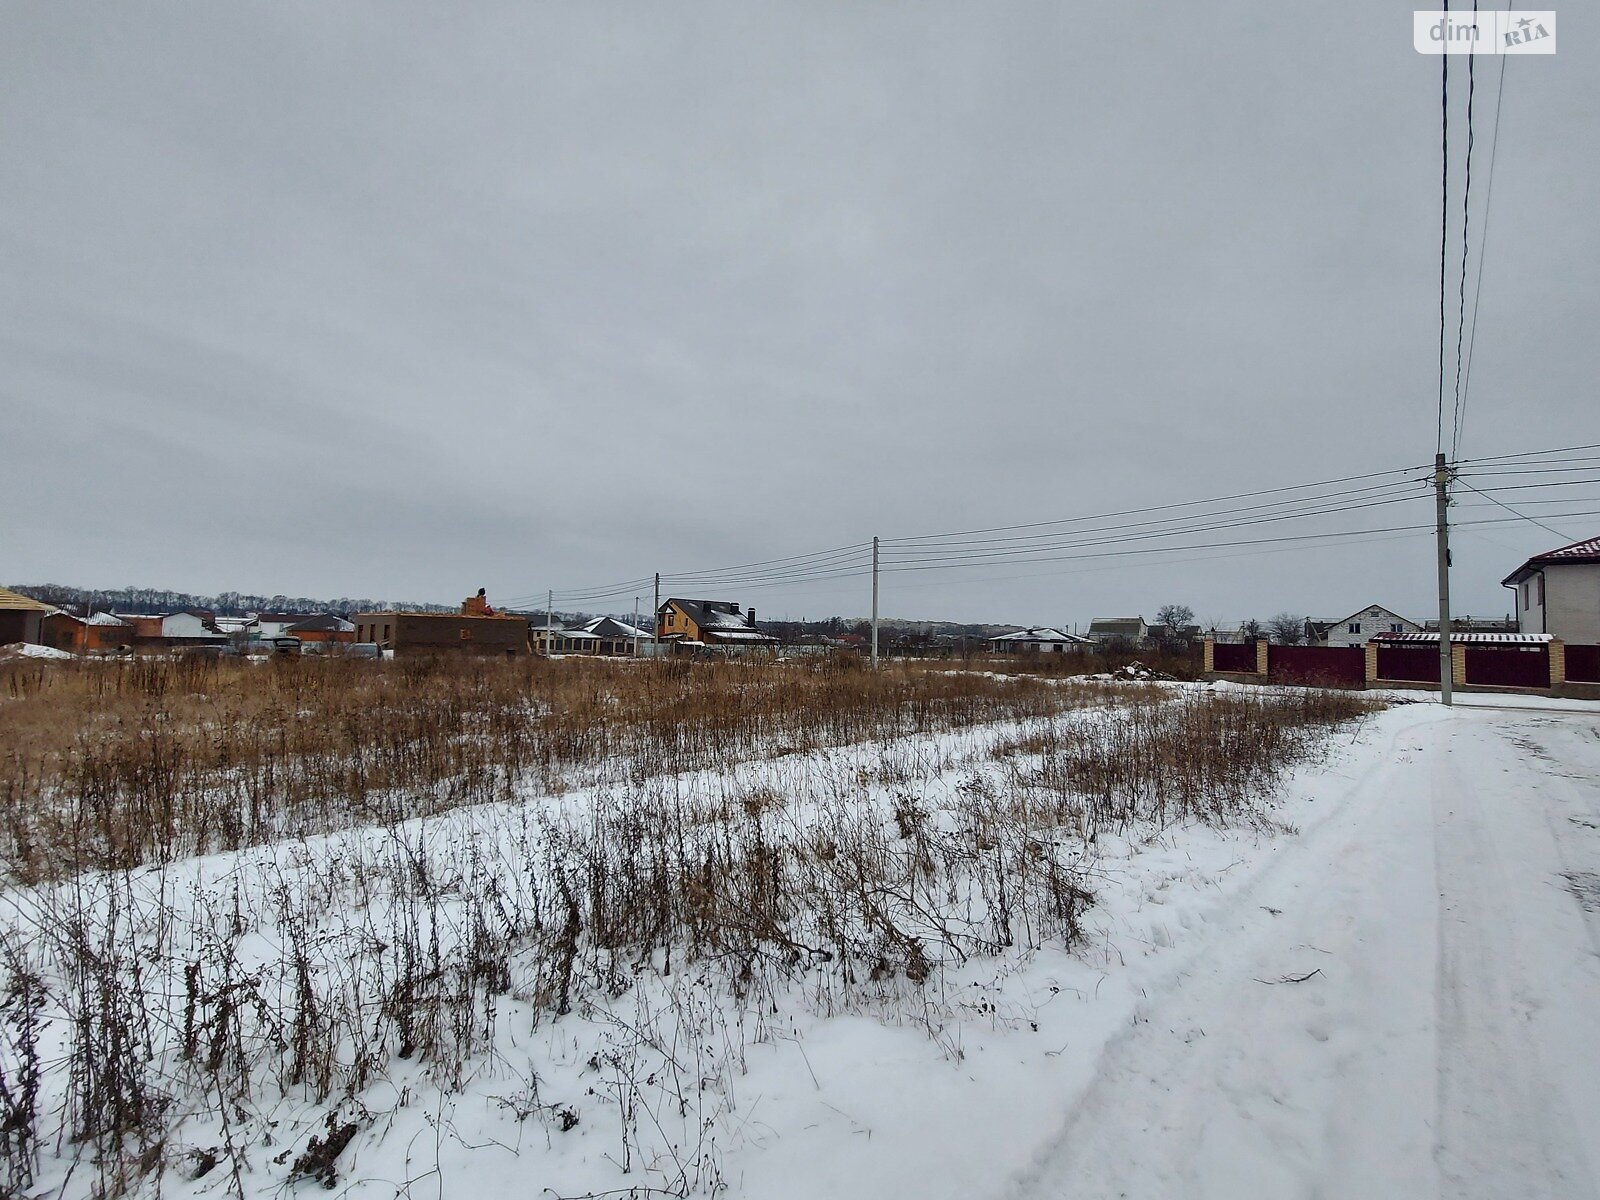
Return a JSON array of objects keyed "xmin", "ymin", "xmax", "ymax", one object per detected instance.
[{"xmin": 747, "ymin": 607, "xmax": 756, "ymax": 627}]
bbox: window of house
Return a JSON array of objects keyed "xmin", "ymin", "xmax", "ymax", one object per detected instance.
[
  {"xmin": 1390, "ymin": 623, "xmax": 1403, "ymax": 632},
  {"xmin": 1521, "ymin": 581, "xmax": 1529, "ymax": 608},
  {"xmin": 383, "ymin": 624, "xmax": 391, "ymax": 642},
  {"xmin": 1349, "ymin": 622, "xmax": 1361, "ymax": 634},
  {"xmin": 1536, "ymin": 575, "xmax": 1544, "ymax": 606}
]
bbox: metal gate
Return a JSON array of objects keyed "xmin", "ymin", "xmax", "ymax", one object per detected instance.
[
  {"xmin": 1566, "ymin": 644, "xmax": 1600, "ymax": 684},
  {"xmin": 1267, "ymin": 644, "xmax": 1366, "ymax": 687},
  {"xmin": 1374, "ymin": 645, "xmax": 1441, "ymax": 683},
  {"xmin": 1213, "ymin": 642, "xmax": 1257, "ymax": 672},
  {"xmin": 1463, "ymin": 644, "xmax": 1550, "ymax": 689}
]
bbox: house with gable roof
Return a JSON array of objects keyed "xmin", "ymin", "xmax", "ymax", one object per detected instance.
[
  {"xmin": 1306, "ymin": 604, "xmax": 1421, "ymax": 647},
  {"xmin": 655, "ymin": 599, "xmax": 778, "ymax": 649},
  {"xmin": 1086, "ymin": 616, "xmax": 1148, "ymax": 647},
  {"xmin": 0, "ymin": 587, "xmax": 56, "ymax": 646},
  {"xmin": 40, "ymin": 610, "xmax": 131, "ymax": 654},
  {"xmin": 986, "ymin": 627, "xmax": 1092, "ymax": 655},
  {"xmin": 1502, "ymin": 533, "xmax": 1600, "ymax": 643}
]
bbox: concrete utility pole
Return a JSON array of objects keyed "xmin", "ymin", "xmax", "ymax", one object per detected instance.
[
  {"xmin": 653, "ymin": 572, "xmax": 660, "ymax": 656},
  {"xmin": 633, "ymin": 595, "xmax": 641, "ymax": 657},
  {"xmin": 546, "ymin": 588, "xmax": 554, "ymax": 657},
  {"xmin": 871, "ymin": 535, "xmax": 880, "ymax": 669},
  {"xmin": 1435, "ymin": 452, "xmax": 1454, "ymax": 706}
]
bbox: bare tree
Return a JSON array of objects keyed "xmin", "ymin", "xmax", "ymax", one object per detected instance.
[
  {"xmin": 1155, "ymin": 603, "xmax": 1195, "ymax": 632},
  {"xmin": 1266, "ymin": 612, "xmax": 1307, "ymax": 645},
  {"xmin": 1240, "ymin": 618, "xmax": 1265, "ymax": 641}
]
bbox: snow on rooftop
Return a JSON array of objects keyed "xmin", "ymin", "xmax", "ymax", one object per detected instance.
[{"xmin": 1373, "ymin": 631, "xmax": 1552, "ymax": 645}]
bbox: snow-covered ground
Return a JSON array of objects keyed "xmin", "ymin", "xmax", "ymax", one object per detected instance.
[
  {"xmin": 5, "ymin": 691, "xmax": 1599, "ymax": 1199},
  {"xmin": 1001, "ymin": 699, "xmax": 1600, "ymax": 1200}
]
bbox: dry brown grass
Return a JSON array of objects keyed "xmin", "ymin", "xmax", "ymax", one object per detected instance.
[
  {"xmin": 0, "ymin": 659, "xmax": 1385, "ymax": 1198},
  {"xmin": 0, "ymin": 654, "xmax": 1140, "ymax": 883}
]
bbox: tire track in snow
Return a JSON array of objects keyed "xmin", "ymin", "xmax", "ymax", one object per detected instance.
[
  {"xmin": 999, "ymin": 705, "xmax": 1600, "ymax": 1200},
  {"xmin": 1431, "ymin": 714, "xmax": 1600, "ymax": 1200}
]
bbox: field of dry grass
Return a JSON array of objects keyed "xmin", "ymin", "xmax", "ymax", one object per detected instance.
[
  {"xmin": 0, "ymin": 655, "xmax": 1380, "ymax": 1197},
  {"xmin": 0, "ymin": 654, "xmax": 1136, "ymax": 883}
]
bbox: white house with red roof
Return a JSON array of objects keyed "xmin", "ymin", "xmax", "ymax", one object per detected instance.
[{"xmin": 1501, "ymin": 534, "xmax": 1600, "ymax": 643}]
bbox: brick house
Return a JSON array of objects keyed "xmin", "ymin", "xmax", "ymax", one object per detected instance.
[
  {"xmin": 283, "ymin": 614, "xmax": 357, "ymax": 644},
  {"xmin": 40, "ymin": 610, "xmax": 132, "ymax": 653}
]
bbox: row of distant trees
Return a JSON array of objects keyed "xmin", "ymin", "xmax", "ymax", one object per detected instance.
[{"xmin": 9, "ymin": 584, "xmax": 454, "ymax": 618}]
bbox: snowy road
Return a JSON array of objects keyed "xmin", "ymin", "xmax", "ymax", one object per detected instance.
[{"xmin": 1002, "ymin": 703, "xmax": 1600, "ymax": 1200}]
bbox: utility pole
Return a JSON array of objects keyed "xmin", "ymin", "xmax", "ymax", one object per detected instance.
[
  {"xmin": 1435, "ymin": 452, "xmax": 1454, "ymax": 706},
  {"xmin": 547, "ymin": 588, "xmax": 554, "ymax": 658},
  {"xmin": 870, "ymin": 535, "xmax": 880, "ymax": 669},
  {"xmin": 633, "ymin": 595, "xmax": 640, "ymax": 657},
  {"xmin": 653, "ymin": 572, "xmax": 660, "ymax": 658}
]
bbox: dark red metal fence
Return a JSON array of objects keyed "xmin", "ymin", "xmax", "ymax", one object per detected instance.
[
  {"xmin": 1564, "ymin": 644, "xmax": 1600, "ymax": 684},
  {"xmin": 1267, "ymin": 644, "xmax": 1366, "ymax": 687},
  {"xmin": 1463, "ymin": 645, "xmax": 1550, "ymax": 689},
  {"xmin": 1374, "ymin": 645, "xmax": 1441, "ymax": 683},
  {"xmin": 1212, "ymin": 642, "xmax": 1257, "ymax": 672}
]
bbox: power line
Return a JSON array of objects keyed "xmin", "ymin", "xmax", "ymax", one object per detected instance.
[
  {"xmin": 1456, "ymin": 441, "xmax": 1600, "ymax": 465},
  {"xmin": 1438, "ymin": 11, "xmax": 1451, "ymax": 457},
  {"xmin": 1449, "ymin": 0, "xmax": 1478, "ymax": 457},
  {"xmin": 884, "ymin": 463, "xmax": 1427, "ymax": 544},
  {"xmin": 1455, "ymin": 10, "xmax": 1510, "ymax": 460},
  {"xmin": 1456, "ymin": 462, "xmax": 1600, "ymax": 478},
  {"xmin": 503, "ymin": 441, "xmax": 1596, "ymax": 615},
  {"xmin": 1455, "ymin": 478, "xmax": 1577, "ymax": 540},
  {"xmin": 879, "ymin": 508, "xmax": 1600, "ymax": 578},
  {"xmin": 1455, "ymin": 475, "xmax": 1600, "ymax": 494},
  {"xmin": 884, "ymin": 476, "xmax": 1426, "ymax": 553},
  {"xmin": 882, "ymin": 487, "xmax": 1431, "ymax": 569}
]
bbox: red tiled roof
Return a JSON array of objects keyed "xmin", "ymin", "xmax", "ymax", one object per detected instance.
[
  {"xmin": 1535, "ymin": 534, "xmax": 1600, "ymax": 561},
  {"xmin": 1501, "ymin": 534, "xmax": 1600, "ymax": 585}
]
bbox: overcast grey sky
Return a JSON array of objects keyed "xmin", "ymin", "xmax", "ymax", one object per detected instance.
[{"xmin": 3, "ymin": 2, "xmax": 1596, "ymax": 625}]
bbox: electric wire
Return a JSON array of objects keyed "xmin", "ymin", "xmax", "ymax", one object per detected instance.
[
  {"xmin": 1449, "ymin": 0, "xmax": 1478, "ymax": 459},
  {"xmin": 881, "ymin": 488, "xmax": 1432, "ymax": 568},
  {"xmin": 1438, "ymin": 10, "xmax": 1452, "ymax": 456},
  {"xmin": 883, "ymin": 463, "xmax": 1428, "ymax": 544},
  {"xmin": 882, "ymin": 476, "xmax": 1427, "ymax": 553},
  {"xmin": 1454, "ymin": 7, "xmax": 1510, "ymax": 460},
  {"xmin": 1455, "ymin": 478, "xmax": 1577, "ymax": 540},
  {"xmin": 879, "ymin": 508, "xmax": 1600, "ymax": 578}
]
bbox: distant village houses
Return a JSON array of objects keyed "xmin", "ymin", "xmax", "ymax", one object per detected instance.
[
  {"xmin": 40, "ymin": 610, "xmax": 130, "ymax": 654},
  {"xmin": 354, "ymin": 589, "xmax": 527, "ymax": 657},
  {"xmin": 117, "ymin": 611, "xmax": 230, "ymax": 647}
]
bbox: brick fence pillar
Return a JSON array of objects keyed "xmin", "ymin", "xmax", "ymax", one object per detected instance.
[
  {"xmin": 1255, "ymin": 638, "xmax": 1269, "ymax": 676},
  {"xmin": 1203, "ymin": 638, "xmax": 1215, "ymax": 672},
  {"xmin": 1450, "ymin": 642, "xmax": 1467, "ymax": 688},
  {"xmin": 1550, "ymin": 639, "xmax": 1566, "ymax": 688},
  {"xmin": 1364, "ymin": 641, "xmax": 1380, "ymax": 685}
]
